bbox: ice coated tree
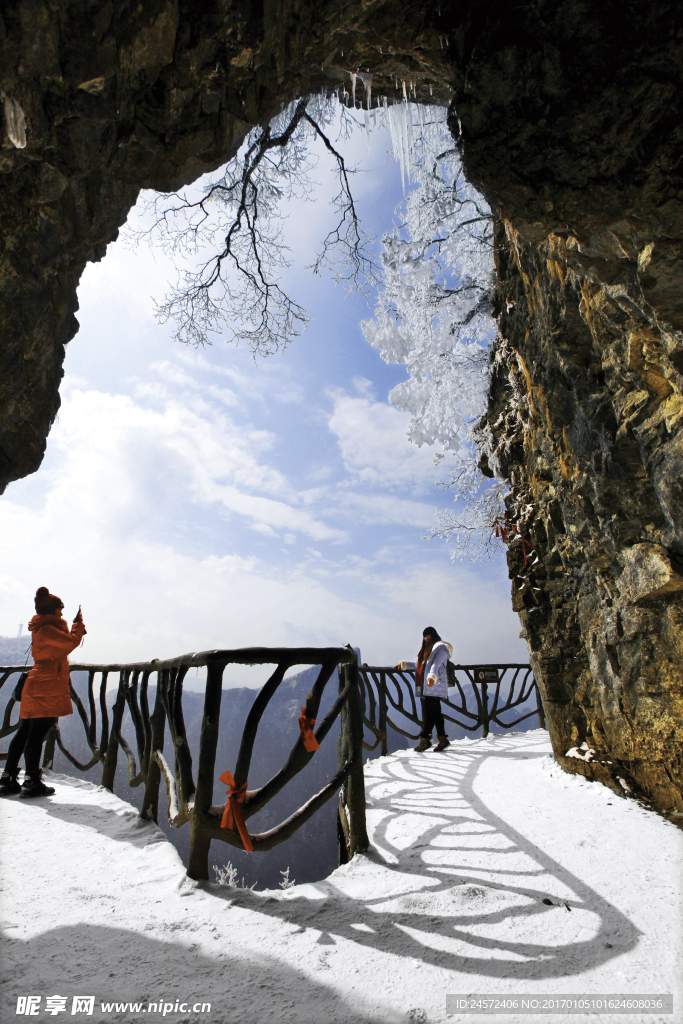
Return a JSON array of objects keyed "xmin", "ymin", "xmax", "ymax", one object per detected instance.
[{"xmin": 363, "ymin": 105, "xmax": 507, "ymax": 561}]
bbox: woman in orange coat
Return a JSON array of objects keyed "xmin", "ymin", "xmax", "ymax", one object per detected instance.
[{"xmin": 0, "ymin": 587, "xmax": 86, "ymax": 798}]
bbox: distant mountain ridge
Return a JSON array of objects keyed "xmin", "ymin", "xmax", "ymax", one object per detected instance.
[{"xmin": 0, "ymin": 634, "xmax": 32, "ymax": 666}]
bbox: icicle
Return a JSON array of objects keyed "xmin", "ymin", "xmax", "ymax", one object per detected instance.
[
  {"xmin": 350, "ymin": 71, "xmax": 357, "ymax": 107},
  {"xmin": 358, "ymin": 72, "xmax": 373, "ymax": 109},
  {"xmin": 405, "ymin": 100, "xmax": 414, "ymax": 173},
  {"xmin": 430, "ymin": 84, "xmax": 433, "ymax": 96},
  {"xmin": 386, "ymin": 102, "xmax": 406, "ymax": 192},
  {"xmin": 402, "ymin": 80, "xmax": 407, "ymax": 101},
  {"xmin": 1, "ymin": 92, "xmax": 26, "ymax": 149}
]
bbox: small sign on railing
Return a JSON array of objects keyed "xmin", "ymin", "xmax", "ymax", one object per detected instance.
[
  {"xmin": 473, "ymin": 668, "xmax": 500, "ymax": 684},
  {"xmin": 357, "ymin": 663, "xmax": 545, "ymax": 750}
]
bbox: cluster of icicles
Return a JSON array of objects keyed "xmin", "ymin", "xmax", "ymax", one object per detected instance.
[
  {"xmin": 338, "ymin": 70, "xmax": 449, "ymax": 189},
  {"xmin": 340, "ymin": 70, "xmax": 430, "ymax": 111},
  {"xmin": 338, "ymin": 71, "xmax": 446, "ymax": 191}
]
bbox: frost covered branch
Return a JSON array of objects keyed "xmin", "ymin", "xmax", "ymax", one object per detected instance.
[
  {"xmin": 302, "ymin": 112, "xmax": 376, "ymax": 291},
  {"xmin": 129, "ymin": 95, "xmax": 375, "ymax": 355},
  {"xmin": 426, "ymin": 472, "xmax": 506, "ymax": 562}
]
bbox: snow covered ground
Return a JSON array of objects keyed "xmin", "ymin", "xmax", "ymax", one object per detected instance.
[{"xmin": 1, "ymin": 730, "xmax": 681, "ymax": 1024}]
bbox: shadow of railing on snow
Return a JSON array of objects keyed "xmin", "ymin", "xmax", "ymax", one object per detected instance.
[{"xmin": 210, "ymin": 737, "xmax": 637, "ymax": 981}]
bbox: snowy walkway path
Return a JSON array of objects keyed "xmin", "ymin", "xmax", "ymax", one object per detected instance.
[{"xmin": 1, "ymin": 730, "xmax": 681, "ymax": 1024}]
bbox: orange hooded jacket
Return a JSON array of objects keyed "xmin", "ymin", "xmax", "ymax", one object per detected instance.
[{"xmin": 21, "ymin": 614, "xmax": 87, "ymax": 719}]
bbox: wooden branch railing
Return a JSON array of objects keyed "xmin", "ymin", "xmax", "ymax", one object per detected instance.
[
  {"xmin": 0, "ymin": 646, "xmax": 368, "ymax": 879},
  {"xmin": 358, "ymin": 663, "xmax": 545, "ymax": 755},
  {"xmin": 1, "ymin": 653, "xmax": 541, "ymax": 879}
]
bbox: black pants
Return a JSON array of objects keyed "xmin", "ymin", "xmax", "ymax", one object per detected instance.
[
  {"xmin": 420, "ymin": 697, "xmax": 445, "ymax": 738},
  {"xmin": 5, "ymin": 717, "xmax": 55, "ymax": 776}
]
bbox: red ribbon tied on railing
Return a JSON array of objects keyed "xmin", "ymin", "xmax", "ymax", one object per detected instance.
[
  {"xmin": 298, "ymin": 708, "xmax": 320, "ymax": 752},
  {"xmin": 219, "ymin": 770, "xmax": 253, "ymax": 853}
]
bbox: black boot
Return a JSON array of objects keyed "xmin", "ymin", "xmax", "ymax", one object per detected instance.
[
  {"xmin": 0, "ymin": 771, "xmax": 21, "ymax": 796},
  {"xmin": 20, "ymin": 771, "xmax": 55, "ymax": 798},
  {"xmin": 433, "ymin": 734, "xmax": 451, "ymax": 752}
]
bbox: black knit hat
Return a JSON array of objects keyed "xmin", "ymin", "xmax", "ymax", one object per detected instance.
[{"xmin": 35, "ymin": 587, "xmax": 63, "ymax": 614}]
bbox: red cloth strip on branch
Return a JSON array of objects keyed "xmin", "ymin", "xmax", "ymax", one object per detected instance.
[
  {"xmin": 219, "ymin": 770, "xmax": 253, "ymax": 853},
  {"xmin": 493, "ymin": 518, "xmax": 537, "ymax": 568},
  {"xmin": 520, "ymin": 538, "xmax": 536, "ymax": 568},
  {"xmin": 298, "ymin": 708, "xmax": 320, "ymax": 752},
  {"xmin": 493, "ymin": 518, "xmax": 516, "ymax": 544}
]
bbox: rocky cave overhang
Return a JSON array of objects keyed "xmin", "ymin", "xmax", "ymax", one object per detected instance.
[{"xmin": 1, "ymin": 0, "xmax": 682, "ymax": 814}]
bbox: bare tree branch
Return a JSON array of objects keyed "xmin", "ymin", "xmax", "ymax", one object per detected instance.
[{"xmin": 127, "ymin": 95, "xmax": 377, "ymax": 355}]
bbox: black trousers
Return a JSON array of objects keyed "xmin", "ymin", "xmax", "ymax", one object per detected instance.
[
  {"xmin": 420, "ymin": 696, "xmax": 445, "ymax": 738},
  {"xmin": 5, "ymin": 717, "xmax": 55, "ymax": 776}
]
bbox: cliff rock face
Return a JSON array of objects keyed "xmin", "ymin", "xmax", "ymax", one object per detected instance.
[
  {"xmin": 446, "ymin": 4, "xmax": 683, "ymax": 815},
  {"xmin": 482, "ymin": 220, "xmax": 683, "ymax": 814},
  {"xmin": 1, "ymin": 2, "xmax": 682, "ymax": 811}
]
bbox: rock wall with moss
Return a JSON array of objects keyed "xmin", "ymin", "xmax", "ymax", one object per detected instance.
[{"xmin": 1, "ymin": 0, "xmax": 681, "ymax": 811}]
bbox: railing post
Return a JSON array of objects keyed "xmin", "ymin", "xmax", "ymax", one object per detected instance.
[
  {"xmin": 187, "ymin": 659, "xmax": 225, "ymax": 881},
  {"xmin": 535, "ymin": 677, "xmax": 547, "ymax": 729},
  {"xmin": 338, "ymin": 660, "xmax": 369, "ymax": 861},
  {"xmin": 141, "ymin": 673, "xmax": 166, "ymax": 823},
  {"xmin": 481, "ymin": 681, "xmax": 489, "ymax": 738},
  {"xmin": 101, "ymin": 673, "xmax": 126, "ymax": 792},
  {"xmin": 379, "ymin": 671, "xmax": 388, "ymax": 757},
  {"xmin": 337, "ymin": 664, "xmax": 350, "ymax": 864}
]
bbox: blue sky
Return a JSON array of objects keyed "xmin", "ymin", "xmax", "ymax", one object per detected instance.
[{"xmin": 0, "ymin": 109, "xmax": 526, "ymax": 679}]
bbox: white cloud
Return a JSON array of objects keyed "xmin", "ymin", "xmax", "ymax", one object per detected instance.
[
  {"xmin": 328, "ymin": 391, "xmax": 438, "ymax": 493},
  {"xmin": 18, "ymin": 380, "xmax": 345, "ymax": 549},
  {"xmin": 335, "ymin": 491, "xmax": 436, "ymax": 528},
  {"xmin": 0, "ymin": 493, "xmax": 524, "ymax": 671},
  {"xmin": 0, "ymin": 362, "xmax": 526, "ymax": 671}
]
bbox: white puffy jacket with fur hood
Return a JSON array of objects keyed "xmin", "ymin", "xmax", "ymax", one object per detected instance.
[{"xmin": 401, "ymin": 640, "xmax": 453, "ymax": 700}]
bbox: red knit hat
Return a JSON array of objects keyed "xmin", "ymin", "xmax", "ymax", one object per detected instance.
[{"xmin": 34, "ymin": 587, "xmax": 63, "ymax": 614}]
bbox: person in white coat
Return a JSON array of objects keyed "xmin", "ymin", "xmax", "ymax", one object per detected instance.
[{"xmin": 398, "ymin": 626, "xmax": 453, "ymax": 752}]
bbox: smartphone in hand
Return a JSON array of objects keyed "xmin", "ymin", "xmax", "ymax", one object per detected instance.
[{"xmin": 73, "ymin": 605, "xmax": 82, "ymax": 623}]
